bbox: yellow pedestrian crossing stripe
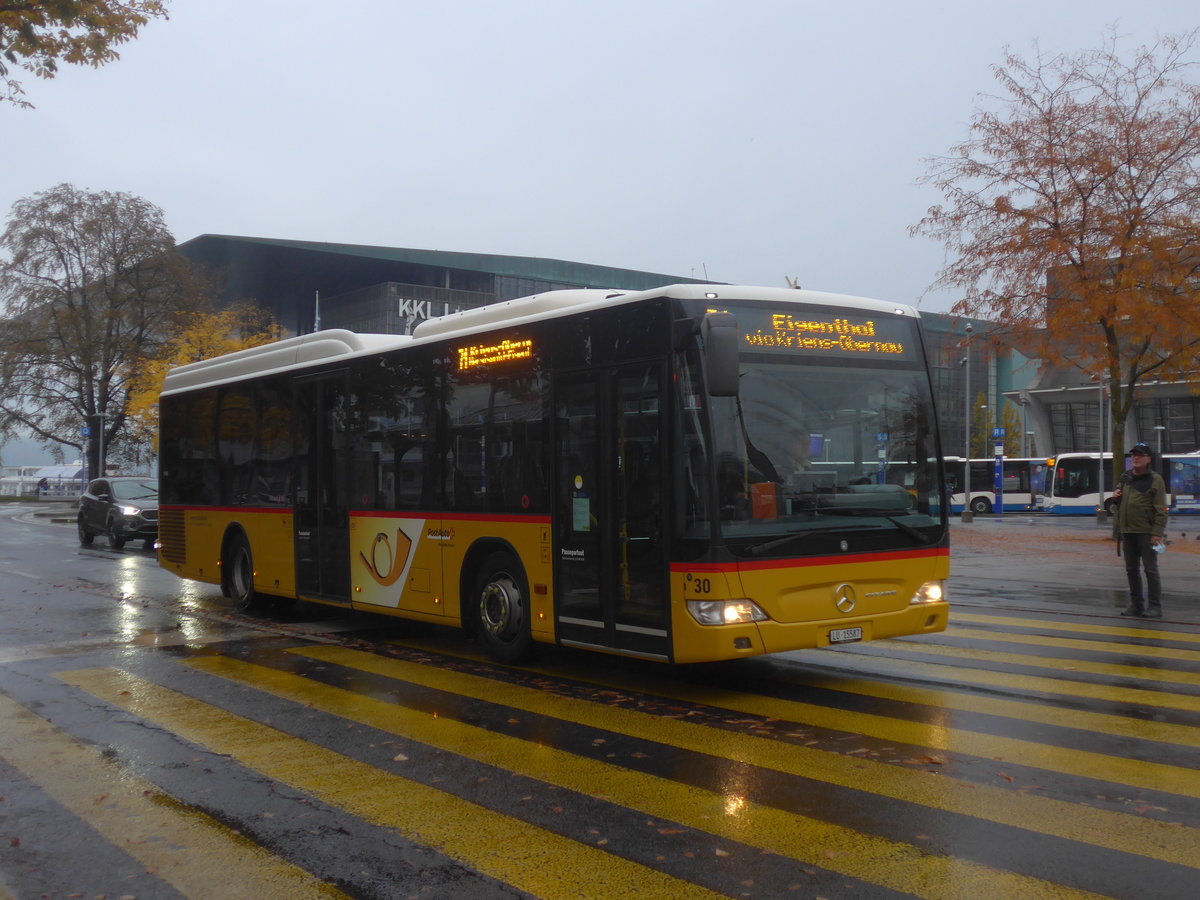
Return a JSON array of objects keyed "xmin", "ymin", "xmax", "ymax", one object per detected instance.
[
  {"xmin": 0, "ymin": 694, "xmax": 349, "ymax": 900},
  {"xmin": 397, "ymin": 635, "xmax": 1200, "ymax": 799},
  {"xmin": 0, "ymin": 601, "xmax": 1195, "ymax": 899},
  {"xmin": 880, "ymin": 637, "xmax": 1200, "ymax": 689},
  {"xmin": 777, "ymin": 652, "xmax": 1200, "ymax": 733},
  {"xmin": 359, "ymin": 640, "xmax": 1200, "ymax": 866},
  {"xmin": 55, "ymin": 666, "xmax": 729, "ymax": 900},
  {"xmin": 939, "ymin": 625, "xmax": 1200, "ymax": 663},
  {"xmin": 951, "ymin": 612, "xmax": 1200, "ymax": 645},
  {"xmin": 68, "ymin": 657, "xmax": 1106, "ymax": 900}
]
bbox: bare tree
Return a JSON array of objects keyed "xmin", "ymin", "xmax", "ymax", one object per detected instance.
[
  {"xmin": 913, "ymin": 29, "xmax": 1200, "ymax": 481},
  {"xmin": 0, "ymin": 183, "xmax": 209, "ymax": 477}
]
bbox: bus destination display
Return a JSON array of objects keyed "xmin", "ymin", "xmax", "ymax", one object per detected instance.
[{"xmin": 739, "ymin": 310, "xmax": 915, "ymax": 360}]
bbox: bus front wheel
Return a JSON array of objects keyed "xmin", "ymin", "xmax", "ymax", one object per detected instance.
[
  {"xmin": 226, "ymin": 534, "xmax": 261, "ymax": 613},
  {"xmin": 474, "ymin": 552, "xmax": 533, "ymax": 664}
]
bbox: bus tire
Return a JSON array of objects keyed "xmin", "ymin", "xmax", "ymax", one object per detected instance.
[
  {"xmin": 474, "ymin": 551, "xmax": 533, "ymax": 664},
  {"xmin": 969, "ymin": 496, "xmax": 992, "ymax": 515},
  {"xmin": 225, "ymin": 533, "xmax": 261, "ymax": 613}
]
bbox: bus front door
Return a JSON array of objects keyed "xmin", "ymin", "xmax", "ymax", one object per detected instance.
[
  {"xmin": 294, "ymin": 372, "xmax": 351, "ymax": 604},
  {"xmin": 554, "ymin": 365, "xmax": 670, "ymax": 660}
]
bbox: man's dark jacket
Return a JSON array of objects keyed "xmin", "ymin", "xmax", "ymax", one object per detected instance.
[{"xmin": 1116, "ymin": 470, "xmax": 1167, "ymax": 537}]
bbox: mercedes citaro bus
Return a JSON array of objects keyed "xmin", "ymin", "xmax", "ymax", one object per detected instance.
[{"xmin": 157, "ymin": 284, "xmax": 949, "ymax": 663}]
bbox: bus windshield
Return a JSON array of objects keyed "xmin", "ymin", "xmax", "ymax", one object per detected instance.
[{"xmin": 696, "ymin": 310, "xmax": 943, "ymax": 554}]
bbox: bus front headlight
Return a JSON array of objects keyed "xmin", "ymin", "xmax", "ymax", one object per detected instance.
[
  {"xmin": 910, "ymin": 581, "xmax": 945, "ymax": 604},
  {"xmin": 687, "ymin": 599, "xmax": 770, "ymax": 626}
]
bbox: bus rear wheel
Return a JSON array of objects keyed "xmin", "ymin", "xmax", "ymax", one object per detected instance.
[
  {"xmin": 225, "ymin": 534, "xmax": 261, "ymax": 613},
  {"xmin": 969, "ymin": 496, "xmax": 992, "ymax": 515},
  {"xmin": 475, "ymin": 552, "xmax": 533, "ymax": 664}
]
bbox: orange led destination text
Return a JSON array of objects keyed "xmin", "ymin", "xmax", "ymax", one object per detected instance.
[
  {"xmin": 457, "ymin": 338, "xmax": 534, "ymax": 370},
  {"xmin": 744, "ymin": 315, "xmax": 904, "ymax": 354}
]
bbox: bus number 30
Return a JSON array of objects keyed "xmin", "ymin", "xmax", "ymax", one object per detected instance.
[{"xmin": 686, "ymin": 574, "xmax": 712, "ymax": 595}]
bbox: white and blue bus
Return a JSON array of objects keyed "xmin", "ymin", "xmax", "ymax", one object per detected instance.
[
  {"xmin": 944, "ymin": 457, "xmax": 1048, "ymax": 515},
  {"xmin": 1043, "ymin": 450, "xmax": 1200, "ymax": 515}
]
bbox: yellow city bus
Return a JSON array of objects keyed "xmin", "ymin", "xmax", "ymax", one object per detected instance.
[{"xmin": 157, "ymin": 284, "xmax": 949, "ymax": 663}]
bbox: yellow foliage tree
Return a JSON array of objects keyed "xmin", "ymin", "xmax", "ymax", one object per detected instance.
[
  {"xmin": 125, "ymin": 302, "xmax": 282, "ymax": 451},
  {"xmin": 913, "ymin": 29, "xmax": 1200, "ymax": 487},
  {"xmin": 1, "ymin": 1, "xmax": 169, "ymax": 107},
  {"xmin": 969, "ymin": 391, "xmax": 994, "ymax": 457},
  {"xmin": 1000, "ymin": 402, "xmax": 1024, "ymax": 457}
]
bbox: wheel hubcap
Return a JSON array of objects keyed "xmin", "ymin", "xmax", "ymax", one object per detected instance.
[{"xmin": 480, "ymin": 576, "xmax": 520, "ymax": 639}]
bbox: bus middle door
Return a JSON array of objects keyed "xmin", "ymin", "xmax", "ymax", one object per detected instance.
[
  {"xmin": 294, "ymin": 371, "xmax": 352, "ymax": 605},
  {"xmin": 554, "ymin": 364, "xmax": 669, "ymax": 660}
]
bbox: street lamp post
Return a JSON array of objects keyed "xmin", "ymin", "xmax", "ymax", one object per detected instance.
[
  {"xmin": 1017, "ymin": 391, "xmax": 1032, "ymax": 458},
  {"xmin": 1096, "ymin": 380, "xmax": 1106, "ymax": 522},
  {"xmin": 1155, "ymin": 424, "xmax": 1166, "ymax": 455},
  {"xmin": 961, "ymin": 323, "xmax": 973, "ymax": 522}
]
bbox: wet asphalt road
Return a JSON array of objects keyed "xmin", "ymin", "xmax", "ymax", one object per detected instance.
[{"xmin": 2, "ymin": 503, "xmax": 1200, "ymax": 899}]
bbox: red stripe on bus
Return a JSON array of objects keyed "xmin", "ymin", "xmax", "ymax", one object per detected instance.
[
  {"xmin": 352, "ymin": 511, "xmax": 551, "ymax": 524},
  {"xmin": 670, "ymin": 546, "xmax": 948, "ymax": 573},
  {"xmin": 159, "ymin": 505, "xmax": 288, "ymax": 515},
  {"xmin": 159, "ymin": 505, "xmax": 551, "ymax": 526}
]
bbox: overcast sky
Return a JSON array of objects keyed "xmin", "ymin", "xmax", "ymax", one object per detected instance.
[{"xmin": 2, "ymin": 1, "xmax": 1198, "ymax": 464}]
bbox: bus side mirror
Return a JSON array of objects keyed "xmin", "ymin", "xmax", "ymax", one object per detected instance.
[{"xmin": 702, "ymin": 313, "xmax": 739, "ymax": 397}]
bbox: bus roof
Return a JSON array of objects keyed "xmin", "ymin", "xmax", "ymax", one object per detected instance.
[
  {"xmin": 411, "ymin": 283, "xmax": 918, "ymax": 342},
  {"xmin": 160, "ymin": 329, "xmax": 412, "ymax": 396},
  {"xmin": 160, "ymin": 284, "xmax": 919, "ymax": 397}
]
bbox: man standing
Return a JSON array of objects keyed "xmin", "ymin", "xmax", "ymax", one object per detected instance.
[{"xmin": 1113, "ymin": 442, "xmax": 1168, "ymax": 618}]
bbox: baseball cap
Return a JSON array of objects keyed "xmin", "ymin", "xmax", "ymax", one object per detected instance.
[{"xmin": 1129, "ymin": 442, "xmax": 1151, "ymax": 456}]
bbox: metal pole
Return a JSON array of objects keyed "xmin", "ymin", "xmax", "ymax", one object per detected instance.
[
  {"xmin": 1018, "ymin": 390, "xmax": 1033, "ymax": 458},
  {"xmin": 1099, "ymin": 382, "xmax": 1104, "ymax": 489},
  {"xmin": 962, "ymin": 324, "xmax": 973, "ymax": 522},
  {"xmin": 1097, "ymin": 382, "xmax": 1106, "ymax": 522}
]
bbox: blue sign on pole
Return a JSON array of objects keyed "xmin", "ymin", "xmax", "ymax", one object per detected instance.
[
  {"xmin": 876, "ymin": 432, "xmax": 889, "ymax": 485},
  {"xmin": 80, "ymin": 426, "xmax": 91, "ymax": 437},
  {"xmin": 993, "ymin": 442, "xmax": 1004, "ymax": 515}
]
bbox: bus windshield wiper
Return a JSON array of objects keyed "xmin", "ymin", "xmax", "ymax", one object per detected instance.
[
  {"xmin": 837, "ymin": 507, "xmax": 934, "ymax": 545},
  {"xmin": 744, "ymin": 526, "xmax": 868, "ymax": 557}
]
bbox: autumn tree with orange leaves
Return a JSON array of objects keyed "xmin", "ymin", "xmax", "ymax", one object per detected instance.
[
  {"xmin": 913, "ymin": 30, "xmax": 1200, "ymax": 485},
  {"xmin": 1, "ymin": 1, "xmax": 168, "ymax": 106},
  {"xmin": 124, "ymin": 302, "xmax": 283, "ymax": 453}
]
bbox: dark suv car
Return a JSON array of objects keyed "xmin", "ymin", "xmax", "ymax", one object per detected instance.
[{"xmin": 78, "ymin": 476, "xmax": 159, "ymax": 549}]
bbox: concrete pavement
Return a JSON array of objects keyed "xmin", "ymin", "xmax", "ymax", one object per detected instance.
[{"xmin": 950, "ymin": 513, "xmax": 1200, "ymax": 625}]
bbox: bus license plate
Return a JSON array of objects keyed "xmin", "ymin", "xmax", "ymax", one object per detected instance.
[{"xmin": 829, "ymin": 627, "xmax": 863, "ymax": 644}]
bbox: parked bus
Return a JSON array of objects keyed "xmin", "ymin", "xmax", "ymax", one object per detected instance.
[
  {"xmin": 157, "ymin": 284, "xmax": 949, "ymax": 664},
  {"xmin": 943, "ymin": 457, "xmax": 1048, "ymax": 514},
  {"xmin": 1043, "ymin": 450, "xmax": 1200, "ymax": 514},
  {"xmin": 1163, "ymin": 451, "xmax": 1200, "ymax": 512}
]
